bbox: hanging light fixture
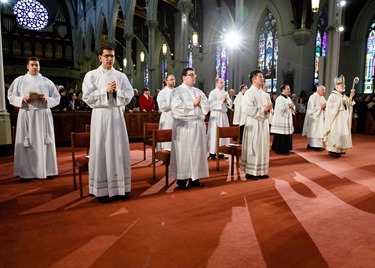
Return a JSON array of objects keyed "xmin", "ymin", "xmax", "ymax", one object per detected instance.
[
  {"xmin": 140, "ymin": 51, "xmax": 145, "ymax": 63},
  {"xmin": 311, "ymin": 0, "xmax": 320, "ymax": 12},
  {"xmin": 123, "ymin": 57, "xmax": 127, "ymax": 68},
  {"xmin": 192, "ymin": 32, "xmax": 198, "ymax": 46},
  {"xmin": 162, "ymin": 43, "xmax": 167, "ymax": 55}
]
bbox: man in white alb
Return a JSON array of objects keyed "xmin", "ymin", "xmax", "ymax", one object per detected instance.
[
  {"xmin": 240, "ymin": 70, "xmax": 273, "ymax": 180},
  {"xmin": 82, "ymin": 45, "xmax": 134, "ymax": 203},
  {"xmin": 157, "ymin": 74, "xmax": 176, "ymax": 150},
  {"xmin": 8, "ymin": 57, "xmax": 60, "ymax": 182},
  {"xmin": 232, "ymin": 84, "xmax": 248, "ymax": 144},
  {"xmin": 302, "ymin": 85, "xmax": 326, "ymax": 151},
  {"xmin": 207, "ymin": 77, "xmax": 233, "ymax": 160},
  {"xmin": 170, "ymin": 67, "xmax": 210, "ymax": 190}
]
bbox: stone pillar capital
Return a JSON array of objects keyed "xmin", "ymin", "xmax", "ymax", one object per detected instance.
[
  {"xmin": 145, "ymin": 19, "xmax": 158, "ymax": 29},
  {"xmin": 177, "ymin": 0, "xmax": 193, "ymax": 14}
]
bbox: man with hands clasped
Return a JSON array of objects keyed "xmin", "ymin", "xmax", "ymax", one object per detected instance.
[{"xmin": 82, "ymin": 45, "xmax": 134, "ymax": 203}]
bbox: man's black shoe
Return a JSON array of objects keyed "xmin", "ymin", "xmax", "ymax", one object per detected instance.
[
  {"xmin": 20, "ymin": 178, "xmax": 32, "ymax": 183},
  {"xmin": 307, "ymin": 145, "xmax": 325, "ymax": 151},
  {"xmin": 176, "ymin": 185, "xmax": 190, "ymax": 190},
  {"xmin": 219, "ymin": 154, "xmax": 228, "ymax": 160},
  {"xmin": 189, "ymin": 179, "xmax": 204, "ymax": 187},
  {"xmin": 111, "ymin": 194, "xmax": 130, "ymax": 201},
  {"xmin": 98, "ymin": 196, "xmax": 111, "ymax": 203},
  {"xmin": 208, "ymin": 154, "xmax": 217, "ymax": 160},
  {"xmin": 259, "ymin": 175, "xmax": 269, "ymax": 179},
  {"xmin": 245, "ymin": 174, "xmax": 259, "ymax": 180},
  {"xmin": 329, "ymin": 152, "xmax": 341, "ymax": 158},
  {"xmin": 47, "ymin": 176, "xmax": 55, "ymax": 180}
]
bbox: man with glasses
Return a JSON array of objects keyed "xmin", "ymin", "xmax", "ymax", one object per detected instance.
[
  {"xmin": 157, "ymin": 74, "xmax": 176, "ymax": 150},
  {"xmin": 82, "ymin": 45, "xmax": 134, "ymax": 203},
  {"xmin": 170, "ymin": 67, "xmax": 210, "ymax": 190}
]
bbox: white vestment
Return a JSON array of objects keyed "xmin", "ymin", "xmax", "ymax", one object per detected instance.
[
  {"xmin": 8, "ymin": 73, "xmax": 60, "ymax": 178},
  {"xmin": 233, "ymin": 92, "xmax": 243, "ymax": 125},
  {"xmin": 157, "ymin": 86, "xmax": 174, "ymax": 150},
  {"xmin": 270, "ymin": 95, "xmax": 295, "ymax": 135},
  {"xmin": 82, "ymin": 66, "xmax": 134, "ymax": 197},
  {"xmin": 323, "ymin": 90, "xmax": 354, "ymax": 153},
  {"xmin": 302, "ymin": 92, "xmax": 326, "ymax": 147},
  {"xmin": 169, "ymin": 84, "xmax": 210, "ymax": 181},
  {"xmin": 207, "ymin": 88, "xmax": 233, "ymax": 154},
  {"xmin": 240, "ymin": 86, "xmax": 270, "ymax": 176}
]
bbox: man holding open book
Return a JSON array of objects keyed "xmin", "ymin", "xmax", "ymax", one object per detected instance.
[{"xmin": 7, "ymin": 57, "xmax": 60, "ymax": 182}]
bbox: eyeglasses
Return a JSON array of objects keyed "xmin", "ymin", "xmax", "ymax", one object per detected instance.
[
  {"xmin": 186, "ymin": 73, "xmax": 197, "ymax": 77},
  {"xmin": 102, "ymin": 54, "xmax": 114, "ymax": 58}
]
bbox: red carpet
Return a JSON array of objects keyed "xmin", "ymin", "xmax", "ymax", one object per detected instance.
[{"xmin": 0, "ymin": 134, "xmax": 374, "ymax": 267}]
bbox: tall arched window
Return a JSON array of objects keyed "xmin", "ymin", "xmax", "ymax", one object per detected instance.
[
  {"xmin": 215, "ymin": 44, "xmax": 229, "ymax": 90},
  {"xmin": 188, "ymin": 41, "xmax": 193, "ymax": 68},
  {"xmin": 258, "ymin": 10, "xmax": 278, "ymax": 92},
  {"xmin": 314, "ymin": 11, "xmax": 328, "ymax": 85},
  {"xmin": 364, "ymin": 18, "xmax": 375, "ymax": 94},
  {"xmin": 161, "ymin": 56, "xmax": 168, "ymax": 82}
]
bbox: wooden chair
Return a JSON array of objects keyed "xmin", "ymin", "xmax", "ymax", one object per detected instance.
[
  {"xmin": 216, "ymin": 126, "xmax": 242, "ymax": 175},
  {"xmin": 143, "ymin": 123, "xmax": 159, "ymax": 160},
  {"xmin": 71, "ymin": 132, "xmax": 90, "ymax": 198},
  {"xmin": 152, "ymin": 129, "xmax": 172, "ymax": 186}
]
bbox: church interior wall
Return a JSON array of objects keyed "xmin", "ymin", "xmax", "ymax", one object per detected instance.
[{"xmin": 2, "ymin": 0, "xmax": 375, "ymax": 96}]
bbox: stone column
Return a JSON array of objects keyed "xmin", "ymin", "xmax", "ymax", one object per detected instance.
[
  {"xmin": 146, "ymin": 19, "xmax": 158, "ymax": 94},
  {"xmin": 124, "ymin": 32, "xmax": 134, "ymax": 81},
  {"xmin": 324, "ymin": 0, "xmax": 344, "ymax": 98},
  {"xmin": 177, "ymin": 0, "xmax": 193, "ymax": 70},
  {"xmin": 0, "ymin": 7, "xmax": 12, "ymax": 156}
]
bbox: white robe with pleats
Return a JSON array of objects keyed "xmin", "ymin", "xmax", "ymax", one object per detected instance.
[
  {"xmin": 169, "ymin": 84, "xmax": 210, "ymax": 181},
  {"xmin": 82, "ymin": 66, "xmax": 134, "ymax": 197}
]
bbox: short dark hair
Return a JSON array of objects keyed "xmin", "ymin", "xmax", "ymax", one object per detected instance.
[
  {"xmin": 181, "ymin": 67, "xmax": 195, "ymax": 80},
  {"xmin": 248, "ymin": 70, "xmax": 263, "ymax": 83},
  {"xmin": 99, "ymin": 45, "xmax": 114, "ymax": 55},
  {"xmin": 239, "ymin": 84, "xmax": 247, "ymax": 90},
  {"xmin": 27, "ymin": 57, "xmax": 39, "ymax": 64},
  {"xmin": 142, "ymin": 87, "xmax": 149, "ymax": 93},
  {"xmin": 280, "ymin": 84, "xmax": 289, "ymax": 92}
]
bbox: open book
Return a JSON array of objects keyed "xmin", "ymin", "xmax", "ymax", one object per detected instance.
[{"xmin": 29, "ymin": 91, "xmax": 45, "ymax": 100}]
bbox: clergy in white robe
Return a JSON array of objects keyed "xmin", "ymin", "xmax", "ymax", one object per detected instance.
[
  {"xmin": 82, "ymin": 46, "xmax": 134, "ymax": 202},
  {"xmin": 207, "ymin": 77, "xmax": 233, "ymax": 159},
  {"xmin": 157, "ymin": 74, "xmax": 176, "ymax": 150},
  {"xmin": 240, "ymin": 70, "xmax": 273, "ymax": 180},
  {"xmin": 302, "ymin": 85, "xmax": 326, "ymax": 150},
  {"xmin": 8, "ymin": 57, "xmax": 60, "ymax": 181},
  {"xmin": 323, "ymin": 75, "xmax": 355, "ymax": 158},
  {"xmin": 270, "ymin": 84, "xmax": 295, "ymax": 155},
  {"xmin": 170, "ymin": 67, "xmax": 210, "ymax": 190},
  {"xmin": 232, "ymin": 84, "xmax": 248, "ymax": 144}
]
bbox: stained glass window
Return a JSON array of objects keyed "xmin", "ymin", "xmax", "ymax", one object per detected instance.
[
  {"xmin": 314, "ymin": 11, "xmax": 328, "ymax": 85},
  {"xmin": 13, "ymin": 0, "xmax": 49, "ymax": 31},
  {"xmin": 258, "ymin": 10, "xmax": 278, "ymax": 92},
  {"xmin": 144, "ymin": 62, "xmax": 149, "ymax": 88},
  {"xmin": 364, "ymin": 19, "xmax": 375, "ymax": 94},
  {"xmin": 161, "ymin": 57, "xmax": 168, "ymax": 82},
  {"xmin": 215, "ymin": 43, "xmax": 229, "ymax": 90},
  {"xmin": 188, "ymin": 42, "xmax": 193, "ymax": 68}
]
